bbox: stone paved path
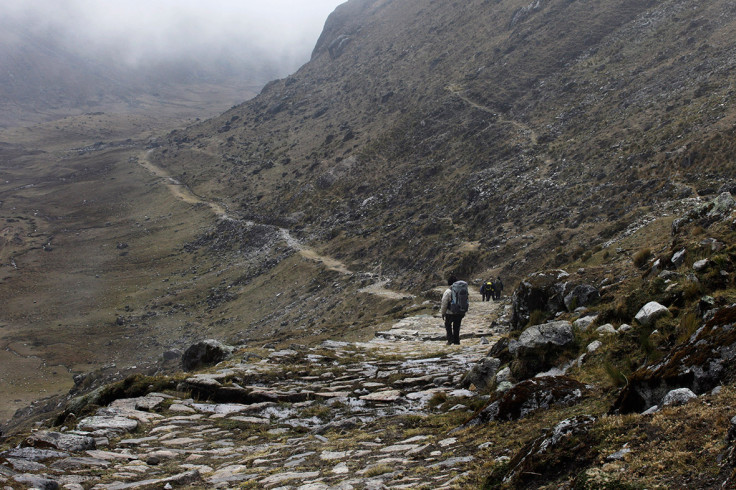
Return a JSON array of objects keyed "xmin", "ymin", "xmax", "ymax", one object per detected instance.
[{"xmin": 1, "ymin": 292, "xmax": 509, "ymax": 489}]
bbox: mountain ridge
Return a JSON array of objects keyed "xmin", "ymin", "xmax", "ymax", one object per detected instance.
[{"xmin": 153, "ymin": 0, "xmax": 736, "ymax": 291}]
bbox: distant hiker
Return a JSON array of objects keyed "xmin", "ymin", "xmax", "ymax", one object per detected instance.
[
  {"xmin": 494, "ymin": 277, "xmax": 504, "ymax": 300},
  {"xmin": 441, "ymin": 275, "xmax": 469, "ymax": 345},
  {"xmin": 480, "ymin": 279, "xmax": 494, "ymax": 302}
]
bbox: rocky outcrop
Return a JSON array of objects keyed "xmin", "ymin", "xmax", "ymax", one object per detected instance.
[
  {"xmin": 510, "ymin": 270, "xmax": 570, "ymax": 329},
  {"xmin": 509, "ymin": 320, "xmax": 575, "ymax": 380},
  {"xmin": 473, "ymin": 376, "xmax": 588, "ymax": 423},
  {"xmin": 672, "ymin": 192, "xmax": 736, "ymax": 234},
  {"xmin": 181, "ymin": 339, "xmax": 234, "ymax": 371},
  {"xmin": 510, "ymin": 271, "xmax": 599, "ymax": 330},
  {"xmin": 613, "ymin": 306, "xmax": 736, "ymax": 414},
  {"xmin": 497, "ymin": 415, "xmax": 598, "ymax": 487}
]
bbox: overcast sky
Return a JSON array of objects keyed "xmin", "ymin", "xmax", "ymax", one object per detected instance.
[{"xmin": 3, "ymin": 0, "xmax": 346, "ymax": 74}]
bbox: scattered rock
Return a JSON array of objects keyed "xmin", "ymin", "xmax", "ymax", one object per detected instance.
[
  {"xmin": 613, "ymin": 306, "xmax": 736, "ymax": 414},
  {"xmin": 634, "ymin": 301, "xmax": 670, "ymax": 327}
]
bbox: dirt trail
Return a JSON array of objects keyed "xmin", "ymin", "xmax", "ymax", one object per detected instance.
[
  {"xmin": 447, "ymin": 85, "xmax": 539, "ymax": 145},
  {"xmin": 140, "ymin": 151, "xmax": 410, "ymax": 299},
  {"xmin": 139, "ymin": 150, "xmax": 228, "ymax": 217}
]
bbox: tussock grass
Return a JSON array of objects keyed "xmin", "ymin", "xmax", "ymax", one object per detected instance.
[{"xmin": 633, "ymin": 248, "xmax": 652, "ymax": 269}]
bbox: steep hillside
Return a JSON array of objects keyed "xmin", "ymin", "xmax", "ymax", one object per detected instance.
[{"xmin": 154, "ymin": 0, "xmax": 736, "ymax": 293}]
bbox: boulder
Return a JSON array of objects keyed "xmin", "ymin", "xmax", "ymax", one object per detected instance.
[
  {"xmin": 488, "ymin": 337, "xmax": 512, "ymax": 364},
  {"xmin": 182, "ymin": 339, "xmax": 234, "ymax": 371},
  {"xmin": 460, "ymin": 357, "xmax": 501, "ymax": 392},
  {"xmin": 613, "ymin": 306, "xmax": 736, "ymax": 414},
  {"xmin": 694, "ymin": 259, "xmax": 710, "ymax": 272},
  {"xmin": 509, "ymin": 321, "xmax": 575, "ymax": 380},
  {"xmin": 563, "ymin": 284, "xmax": 600, "ymax": 312},
  {"xmin": 634, "ymin": 301, "xmax": 670, "ymax": 327},
  {"xmin": 671, "ymin": 248, "xmax": 687, "ymax": 267},
  {"xmin": 596, "ymin": 324, "xmax": 617, "ymax": 335},
  {"xmin": 510, "ymin": 270, "xmax": 570, "ymax": 330},
  {"xmin": 661, "ymin": 388, "xmax": 697, "ymax": 407}
]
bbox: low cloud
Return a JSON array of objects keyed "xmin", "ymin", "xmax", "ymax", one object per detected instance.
[{"xmin": 3, "ymin": 0, "xmax": 344, "ymax": 75}]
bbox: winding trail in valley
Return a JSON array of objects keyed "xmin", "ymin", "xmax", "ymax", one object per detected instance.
[{"xmin": 139, "ymin": 150, "xmax": 411, "ymax": 299}]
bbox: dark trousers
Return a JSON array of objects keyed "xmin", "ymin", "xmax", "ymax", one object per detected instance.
[{"xmin": 445, "ymin": 314, "xmax": 462, "ymax": 344}]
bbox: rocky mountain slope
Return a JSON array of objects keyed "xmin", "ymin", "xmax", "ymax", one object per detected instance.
[
  {"xmin": 3, "ymin": 0, "xmax": 736, "ymax": 487},
  {"xmin": 151, "ymin": 0, "xmax": 736, "ymax": 291}
]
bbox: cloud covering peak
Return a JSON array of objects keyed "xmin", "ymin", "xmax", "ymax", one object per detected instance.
[{"xmin": 3, "ymin": 0, "xmax": 345, "ymax": 73}]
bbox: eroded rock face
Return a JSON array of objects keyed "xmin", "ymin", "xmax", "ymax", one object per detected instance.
[
  {"xmin": 473, "ymin": 376, "xmax": 588, "ymax": 423},
  {"xmin": 181, "ymin": 339, "xmax": 234, "ymax": 371},
  {"xmin": 613, "ymin": 306, "xmax": 736, "ymax": 414}
]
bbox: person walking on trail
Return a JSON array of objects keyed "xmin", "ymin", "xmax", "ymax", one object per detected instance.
[
  {"xmin": 494, "ymin": 276, "xmax": 504, "ymax": 300},
  {"xmin": 441, "ymin": 275, "xmax": 469, "ymax": 345},
  {"xmin": 480, "ymin": 279, "xmax": 494, "ymax": 302}
]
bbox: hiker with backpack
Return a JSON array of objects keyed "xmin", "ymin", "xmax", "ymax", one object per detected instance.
[
  {"xmin": 480, "ymin": 279, "xmax": 494, "ymax": 301},
  {"xmin": 440, "ymin": 275, "xmax": 469, "ymax": 345},
  {"xmin": 494, "ymin": 277, "xmax": 504, "ymax": 300}
]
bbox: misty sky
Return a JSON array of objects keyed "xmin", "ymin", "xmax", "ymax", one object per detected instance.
[{"xmin": 3, "ymin": 0, "xmax": 346, "ymax": 74}]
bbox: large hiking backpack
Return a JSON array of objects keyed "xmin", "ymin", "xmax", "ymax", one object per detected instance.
[{"xmin": 450, "ymin": 281, "xmax": 469, "ymax": 315}]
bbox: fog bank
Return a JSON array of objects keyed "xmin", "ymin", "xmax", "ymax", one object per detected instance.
[{"xmin": 2, "ymin": 0, "xmax": 345, "ymax": 76}]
